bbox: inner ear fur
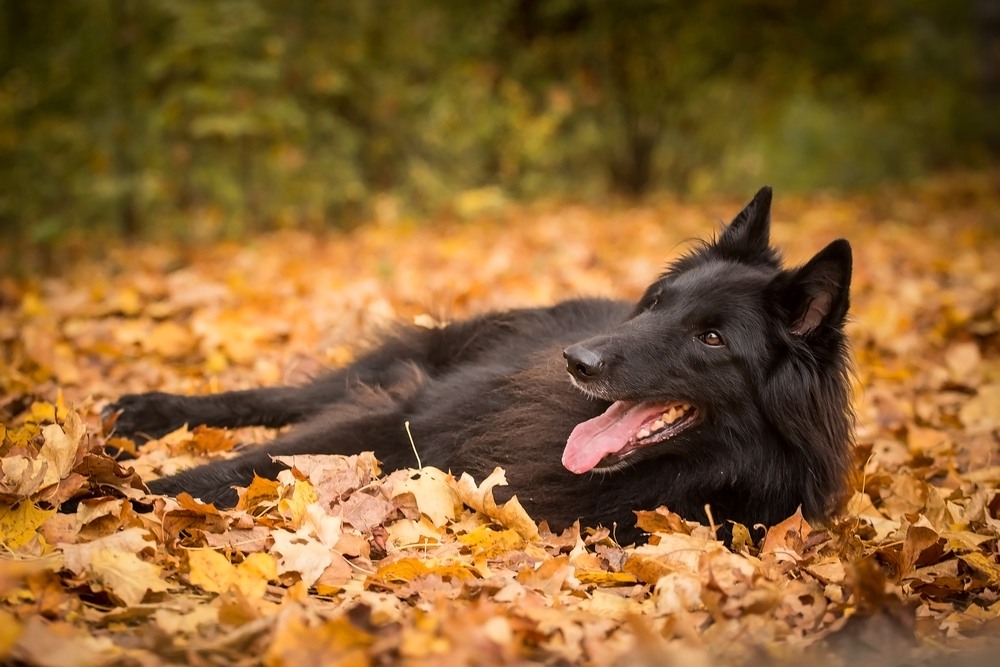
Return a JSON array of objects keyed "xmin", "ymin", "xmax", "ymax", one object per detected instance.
[{"xmin": 785, "ymin": 239, "xmax": 853, "ymax": 337}]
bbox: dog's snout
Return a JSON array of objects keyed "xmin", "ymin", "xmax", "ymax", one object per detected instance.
[{"xmin": 563, "ymin": 344, "xmax": 605, "ymax": 382}]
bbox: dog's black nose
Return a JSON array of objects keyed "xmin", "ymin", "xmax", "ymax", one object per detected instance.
[{"xmin": 563, "ymin": 344, "xmax": 605, "ymax": 382}]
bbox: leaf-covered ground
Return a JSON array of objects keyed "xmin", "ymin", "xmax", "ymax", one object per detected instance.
[{"xmin": 1, "ymin": 174, "xmax": 999, "ymax": 666}]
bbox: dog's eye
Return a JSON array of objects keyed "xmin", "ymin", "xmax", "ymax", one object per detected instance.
[
  {"xmin": 698, "ymin": 331, "xmax": 725, "ymax": 347},
  {"xmin": 644, "ymin": 292, "xmax": 661, "ymax": 310}
]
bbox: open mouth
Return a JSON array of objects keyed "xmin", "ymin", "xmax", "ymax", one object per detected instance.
[{"xmin": 562, "ymin": 401, "xmax": 699, "ymax": 474}]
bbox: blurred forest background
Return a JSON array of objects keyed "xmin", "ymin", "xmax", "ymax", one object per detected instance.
[{"xmin": 1, "ymin": 0, "xmax": 998, "ymax": 262}]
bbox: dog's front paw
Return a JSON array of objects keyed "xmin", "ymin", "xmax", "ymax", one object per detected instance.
[{"xmin": 102, "ymin": 392, "xmax": 187, "ymax": 442}]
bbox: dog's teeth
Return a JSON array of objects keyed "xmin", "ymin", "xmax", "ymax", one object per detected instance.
[
  {"xmin": 637, "ymin": 428, "xmax": 651, "ymax": 439},
  {"xmin": 650, "ymin": 419, "xmax": 665, "ymax": 432},
  {"xmin": 662, "ymin": 404, "xmax": 690, "ymax": 424}
]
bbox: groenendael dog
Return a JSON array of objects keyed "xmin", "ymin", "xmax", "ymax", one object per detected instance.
[{"xmin": 105, "ymin": 187, "xmax": 854, "ymax": 543}]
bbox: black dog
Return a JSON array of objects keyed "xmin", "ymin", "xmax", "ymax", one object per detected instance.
[{"xmin": 106, "ymin": 187, "xmax": 854, "ymax": 543}]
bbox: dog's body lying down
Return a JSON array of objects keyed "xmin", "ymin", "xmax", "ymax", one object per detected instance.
[{"xmin": 106, "ymin": 187, "xmax": 854, "ymax": 543}]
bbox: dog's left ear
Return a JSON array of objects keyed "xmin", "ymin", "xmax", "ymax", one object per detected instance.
[
  {"xmin": 783, "ymin": 239, "xmax": 852, "ymax": 336},
  {"xmin": 716, "ymin": 186, "xmax": 776, "ymax": 265}
]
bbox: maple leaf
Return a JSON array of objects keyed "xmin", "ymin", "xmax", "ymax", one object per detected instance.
[
  {"xmin": 384, "ymin": 466, "xmax": 461, "ymax": 527},
  {"xmin": 451, "ymin": 468, "xmax": 539, "ymax": 541},
  {"xmin": 59, "ymin": 527, "xmax": 169, "ymax": 606},
  {"xmin": 188, "ymin": 549, "xmax": 277, "ymax": 598}
]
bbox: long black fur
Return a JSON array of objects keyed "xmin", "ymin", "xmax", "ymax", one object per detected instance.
[{"xmin": 106, "ymin": 187, "xmax": 854, "ymax": 544}]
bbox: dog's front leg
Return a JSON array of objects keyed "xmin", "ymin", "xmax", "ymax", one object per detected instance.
[{"xmin": 103, "ymin": 384, "xmax": 331, "ymax": 441}]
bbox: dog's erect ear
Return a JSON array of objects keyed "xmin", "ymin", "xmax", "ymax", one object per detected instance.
[
  {"xmin": 715, "ymin": 186, "xmax": 775, "ymax": 265},
  {"xmin": 784, "ymin": 239, "xmax": 852, "ymax": 337}
]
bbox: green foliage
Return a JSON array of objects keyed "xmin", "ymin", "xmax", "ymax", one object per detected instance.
[{"xmin": 0, "ymin": 0, "xmax": 994, "ymax": 256}]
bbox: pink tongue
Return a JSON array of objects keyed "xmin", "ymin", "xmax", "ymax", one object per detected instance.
[{"xmin": 562, "ymin": 401, "xmax": 669, "ymax": 473}]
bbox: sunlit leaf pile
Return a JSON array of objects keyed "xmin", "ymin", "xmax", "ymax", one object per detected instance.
[{"xmin": 1, "ymin": 174, "xmax": 999, "ymax": 666}]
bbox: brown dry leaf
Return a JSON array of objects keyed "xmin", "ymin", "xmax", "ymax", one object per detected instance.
[
  {"xmin": 959, "ymin": 383, "xmax": 1000, "ymax": 431},
  {"xmin": 339, "ymin": 491, "xmax": 397, "ymax": 533},
  {"xmin": 631, "ymin": 532, "xmax": 725, "ymax": 575},
  {"xmin": 0, "ymin": 457, "xmax": 48, "ymax": 498},
  {"xmin": 59, "ymin": 527, "xmax": 169, "ymax": 605},
  {"xmin": 0, "ymin": 411, "xmax": 86, "ymax": 501},
  {"xmin": 183, "ymin": 426, "xmax": 239, "ymax": 455},
  {"xmin": 81, "ymin": 547, "xmax": 171, "ymax": 606},
  {"xmin": 37, "ymin": 411, "xmax": 85, "ymax": 488},
  {"xmin": 274, "ymin": 452, "xmax": 381, "ymax": 502},
  {"xmin": 204, "ymin": 526, "xmax": 272, "ymax": 552},
  {"xmin": 237, "ymin": 474, "xmax": 281, "ymax": 512},
  {"xmin": 515, "ymin": 555, "xmax": 574, "ymax": 595},
  {"xmin": 634, "ymin": 507, "xmax": 695, "ymax": 535},
  {"xmin": 10, "ymin": 617, "xmax": 122, "ymax": 667},
  {"xmin": 270, "ymin": 514, "xmax": 345, "ymax": 588},
  {"xmin": 760, "ymin": 508, "xmax": 812, "ymax": 560},
  {"xmin": 451, "ymin": 468, "xmax": 539, "ymax": 541}
]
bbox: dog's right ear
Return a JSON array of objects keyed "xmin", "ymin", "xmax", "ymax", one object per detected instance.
[
  {"xmin": 715, "ymin": 186, "xmax": 777, "ymax": 265},
  {"xmin": 783, "ymin": 239, "xmax": 853, "ymax": 337}
]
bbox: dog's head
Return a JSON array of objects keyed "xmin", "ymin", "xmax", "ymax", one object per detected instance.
[{"xmin": 561, "ymin": 187, "xmax": 853, "ymax": 481}]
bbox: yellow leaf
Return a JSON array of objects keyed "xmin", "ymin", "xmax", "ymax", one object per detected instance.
[
  {"xmin": 730, "ymin": 522, "xmax": 753, "ymax": 553},
  {"xmin": 450, "ymin": 468, "xmax": 538, "ymax": 541},
  {"xmin": 388, "ymin": 467, "xmax": 460, "ymax": 527},
  {"xmin": 959, "ymin": 553, "xmax": 1000, "ymax": 585},
  {"xmin": 0, "ymin": 503, "xmax": 55, "ymax": 550},
  {"xmin": 457, "ymin": 525, "xmax": 523, "ymax": 559},
  {"xmin": 86, "ymin": 547, "xmax": 170, "ymax": 606},
  {"xmin": 579, "ymin": 589, "xmax": 633, "ymax": 619},
  {"xmin": 371, "ymin": 557, "xmax": 476, "ymax": 585},
  {"xmin": 265, "ymin": 613, "xmax": 374, "ymax": 667},
  {"xmin": 0, "ymin": 608, "xmax": 21, "ymax": 658},
  {"xmin": 59, "ymin": 527, "xmax": 156, "ymax": 574},
  {"xmin": 110, "ymin": 286, "xmax": 143, "ymax": 316},
  {"xmin": 237, "ymin": 474, "xmax": 281, "ymax": 512},
  {"xmin": 574, "ymin": 570, "xmax": 638, "ymax": 586},
  {"xmin": 277, "ymin": 479, "xmax": 319, "ymax": 528},
  {"xmin": 188, "ymin": 550, "xmax": 276, "ymax": 598},
  {"xmin": 38, "ymin": 412, "xmax": 85, "ymax": 488},
  {"xmin": 144, "ymin": 320, "xmax": 197, "ymax": 359},
  {"xmin": 239, "ymin": 552, "xmax": 279, "ymax": 589},
  {"xmin": 188, "ymin": 549, "xmax": 237, "ymax": 595},
  {"xmin": 28, "ymin": 401, "xmax": 56, "ymax": 424},
  {"xmin": 27, "ymin": 391, "xmax": 68, "ymax": 424},
  {"xmin": 2, "ymin": 423, "xmax": 39, "ymax": 449}
]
